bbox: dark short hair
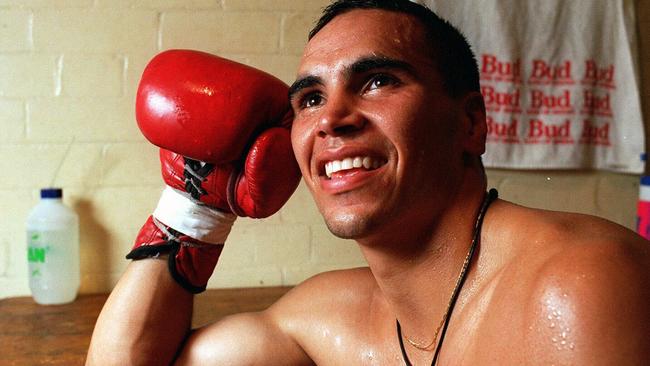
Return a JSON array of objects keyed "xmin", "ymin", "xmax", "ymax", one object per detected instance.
[{"xmin": 309, "ymin": 0, "xmax": 480, "ymax": 98}]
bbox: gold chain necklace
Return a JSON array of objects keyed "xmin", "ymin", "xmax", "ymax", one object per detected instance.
[
  {"xmin": 405, "ymin": 235, "xmax": 476, "ymax": 351},
  {"xmin": 397, "ymin": 189, "xmax": 498, "ymax": 366}
]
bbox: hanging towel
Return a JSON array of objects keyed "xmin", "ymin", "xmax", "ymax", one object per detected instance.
[{"xmin": 419, "ymin": 0, "xmax": 644, "ymax": 173}]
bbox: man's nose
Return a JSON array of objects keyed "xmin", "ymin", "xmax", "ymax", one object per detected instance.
[{"xmin": 317, "ymin": 94, "xmax": 365, "ymax": 138}]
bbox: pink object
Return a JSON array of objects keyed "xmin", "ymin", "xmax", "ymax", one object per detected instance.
[{"xmin": 636, "ymin": 176, "xmax": 650, "ymax": 240}]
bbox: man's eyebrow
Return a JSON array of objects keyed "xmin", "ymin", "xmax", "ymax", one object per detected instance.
[
  {"xmin": 347, "ymin": 56, "xmax": 414, "ymax": 77},
  {"xmin": 288, "ymin": 75, "xmax": 323, "ymax": 102}
]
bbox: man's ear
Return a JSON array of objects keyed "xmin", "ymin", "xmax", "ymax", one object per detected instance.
[{"xmin": 460, "ymin": 91, "xmax": 487, "ymax": 155}]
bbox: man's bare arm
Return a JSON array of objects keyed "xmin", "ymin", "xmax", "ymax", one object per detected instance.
[
  {"xmin": 86, "ymin": 259, "xmax": 193, "ymax": 365},
  {"xmin": 87, "ymin": 258, "xmax": 314, "ymax": 366},
  {"xmin": 172, "ymin": 270, "xmax": 368, "ymax": 365},
  {"xmin": 174, "ymin": 310, "xmax": 313, "ymax": 365}
]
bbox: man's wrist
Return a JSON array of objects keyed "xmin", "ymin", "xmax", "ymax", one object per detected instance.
[{"xmin": 153, "ymin": 186, "xmax": 237, "ymax": 244}]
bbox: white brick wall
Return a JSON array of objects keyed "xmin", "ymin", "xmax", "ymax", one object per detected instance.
[
  {"xmin": 0, "ymin": 0, "xmax": 645, "ymax": 299},
  {"xmin": 0, "ymin": 10, "xmax": 33, "ymax": 51},
  {"xmin": 0, "ymin": 54, "xmax": 56, "ymax": 97},
  {"xmin": 60, "ymin": 54, "xmax": 125, "ymax": 97},
  {"xmin": 161, "ymin": 11, "xmax": 283, "ymax": 53},
  {"xmin": 33, "ymin": 9, "xmax": 158, "ymax": 53},
  {"xmin": 0, "ymin": 99, "xmax": 26, "ymax": 141}
]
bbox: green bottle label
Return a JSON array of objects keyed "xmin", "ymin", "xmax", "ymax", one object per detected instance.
[
  {"xmin": 27, "ymin": 231, "xmax": 52, "ymax": 279},
  {"xmin": 28, "ymin": 247, "xmax": 47, "ymax": 263}
]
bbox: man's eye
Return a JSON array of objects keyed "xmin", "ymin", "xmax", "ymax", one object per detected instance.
[
  {"xmin": 367, "ymin": 74, "xmax": 398, "ymax": 91},
  {"xmin": 300, "ymin": 93, "xmax": 323, "ymax": 109}
]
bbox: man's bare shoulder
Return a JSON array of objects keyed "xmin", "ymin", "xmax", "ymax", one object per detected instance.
[
  {"xmin": 176, "ymin": 268, "xmax": 380, "ymax": 365},
  {"xmin": 264, "ymin": 267, "xmax": 390, "ymax": 363},
  {"xmin": 268, "ymin": 266, "xmax": 379, "ymax": 323},
  {"xmin": 489, "ymin": 199, "xmax": 645, "ymax": 246},
  {"xmin": 490, "ymin": 200, "xmax": 650, "ymax": 364},
  {"xmin": 486, "ymin": 199, "xmax": 649, "ymax": 268}
]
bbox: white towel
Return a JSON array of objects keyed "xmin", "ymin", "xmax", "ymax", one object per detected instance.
[{"xmin": 419, "ymin": 0, "xmax": 644, "ymax": 173}]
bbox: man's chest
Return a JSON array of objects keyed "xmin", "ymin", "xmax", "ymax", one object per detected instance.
[{"xmin": 297, "ymin": 283, "xmax": 529, "ymax": 365}]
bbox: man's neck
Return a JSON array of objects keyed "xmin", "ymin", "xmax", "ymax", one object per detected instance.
[{"xmin": 357, "ymin": 180, "xmax": 488, "ymax": 356}]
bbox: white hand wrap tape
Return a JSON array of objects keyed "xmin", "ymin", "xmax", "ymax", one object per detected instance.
[{"xmin": 153, "ymin": 186, "xmax": 236, "ymax": 244}]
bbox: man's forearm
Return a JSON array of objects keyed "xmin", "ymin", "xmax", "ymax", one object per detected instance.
[{"xmin": 86, "ymin": 259, "xmax": 193, "ymax": 366}]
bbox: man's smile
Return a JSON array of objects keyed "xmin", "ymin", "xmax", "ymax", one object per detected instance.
[
  {"xmin": 313, "ymin": 145, "xmax": 389, "ymax": 194},
  {"xmin": 323, "ymin": 156, "xmax": 386, "ymax": 178},
  {"xmin": 320, "ymin": 163, "xmax": 387, "ymax": 194}
]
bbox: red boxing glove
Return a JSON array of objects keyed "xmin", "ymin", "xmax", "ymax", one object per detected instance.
[
  {"xmin": 129, "ymin": 216, "xmax": 225, "ymax": 292},
  {"xmin": 127, "ymin": 50, "xmax": 301, "ymax": 293}
]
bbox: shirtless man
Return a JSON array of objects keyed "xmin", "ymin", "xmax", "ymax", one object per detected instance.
[{"xmin": 87, "ymin": 0, "xmax": 650, "ymax": 364}]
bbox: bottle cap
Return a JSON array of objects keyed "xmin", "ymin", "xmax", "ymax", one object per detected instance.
[{"xmin": 40, "ymin": 188, "xmax": 63, "ymax": 199}]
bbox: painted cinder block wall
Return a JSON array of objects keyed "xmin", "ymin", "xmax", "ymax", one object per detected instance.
[{"xmin": 0, "ymin": 0, "xmax": 647, "ymax": 298}]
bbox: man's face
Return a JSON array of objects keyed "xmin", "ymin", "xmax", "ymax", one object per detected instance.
[{"xmin": 290, "ymin": 9, "xmax": 468, "ymax": 241}]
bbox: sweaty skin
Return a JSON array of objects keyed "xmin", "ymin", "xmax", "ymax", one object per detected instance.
[
  {"xmin": 178, "ymin": 9, "xmax": 650, "ymax": 365},
  {"xmin": 87, "ymin": 8, "xmax": 650, "ymax": 366}
]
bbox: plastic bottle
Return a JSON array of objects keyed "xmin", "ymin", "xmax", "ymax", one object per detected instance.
[
  {"xmin": 26, "ymin": 188, "xmax": 80, "ymax": 305},
  {"xmin": 637, "ymin": 154, "xmax": 650, "ymax": 240}
]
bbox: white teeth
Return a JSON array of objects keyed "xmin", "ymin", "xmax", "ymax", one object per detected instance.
[
  {"xmin": 325, "ymin": 156, "xmax": 384, "ymax": 178},
  {"xmin": 332, "ymin": 160, "xmax": 341, "ymax": 173},
  {"xmin": 341, "ymin": 158, "xmax": 353, "ymax": 170},
  {"xmin": 353, "ymin": 157, "xmax": 363, "ymax": 168},
  {"xmin": 362, "ymin": 157, "xmax": 372, "ymax": 169}
]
